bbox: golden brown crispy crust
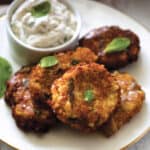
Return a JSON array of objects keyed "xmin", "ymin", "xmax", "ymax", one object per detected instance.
[
  {"xmin": 56, "ymin": 47, "xmax": 98, "ymax": 70},
  {"xmin": 5, "ymin": 66, "xmax": 56, "ymax": 133},
  {"xmin": 101, "ymin": 71, "xmax": 145, "ymax": 136},
  {"xmin": 79, "ymin": 26, "xmax": 140, "ymax": 70},
  {"xmin": 12, "ymin": 94, "xmax": 56, "ymax": 132},
  {"xmin": 5, "ymin": 47, "xmax": 97, "ymax": 133},
  {"xmin": 5, "ymin": 66, "xmax": 33, "ymax": 106},
  {"xmin": 51, "ymin": 63, "xmax": 120, "ymax": 132},
  {"xmin": 29, "ymin": 47, "xmax": 97, "ymax": 104},
  {"xmin": 29, "ymin": 65, "xmax": 63, "ymax": 105}
]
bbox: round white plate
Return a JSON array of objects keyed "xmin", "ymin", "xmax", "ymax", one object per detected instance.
[{"xmin": 0, "ymin": 0, "xmax": 150, "ymax": 150}]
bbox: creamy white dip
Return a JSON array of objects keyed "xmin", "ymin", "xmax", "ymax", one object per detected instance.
[{"xmin": 11, "ymin": 0, "xmax": 77, "ymax": 48}]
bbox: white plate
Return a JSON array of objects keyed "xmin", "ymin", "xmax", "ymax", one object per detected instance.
[{"xmin": 0, "ymin": 0, "xmax": 150, "ymax": 150}]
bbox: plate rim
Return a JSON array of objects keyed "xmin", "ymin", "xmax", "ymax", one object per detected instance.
[{"xmin": 0, "ymin": 0, "xmax": 150, "ymax": 149}]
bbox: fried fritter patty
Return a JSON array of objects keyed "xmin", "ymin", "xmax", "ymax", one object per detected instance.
[
  {"xmin": 101, "ymin": 71, "xmax": 145, "ymax": 136},
  {"xmin": 5, "ymin": 66, "xmax": 32, "ymax": 106},
  {"xmin": 5, "ymin": 67, "xmax": 56, "ymax": 132},
  {"xmin": 57, "ymin": 47, "xmax": 98, "ymax": 70},
  {"xmin": 5, "ymin": 47, "xmax": 97, "ymax": 132},
  {"xmin": 29, "ymin": 47, "xmax": 97, "ymax": 104},
  {"xmin": 51, "ymin": 63, "xmax": 120, "ymax": 132},
  {"xmin": 79, "ymin": 26, "xmax": 140, "ymax": 69},
  {"xmin": 29, "ymin": 65, "xmax": 63, "ymax": 104},
  {"xmin": 13, "ymin": 92, "xmax": 55, "ymax": 132}
]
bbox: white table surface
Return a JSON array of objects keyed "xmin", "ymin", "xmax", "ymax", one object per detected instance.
[{"xmin": 0, "ymin": 0, "xmax": 149, "ymax": 150}]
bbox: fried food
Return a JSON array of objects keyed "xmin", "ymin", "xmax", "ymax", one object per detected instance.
[
  {"xmin": 29, "ymin": 47, "xmax": 97, "ymax": 104},
  {"xmin": 5, "ymin": 66, "xmax": 56, "ymax": 132},
  {"xmin": 79, "ymin": 26, "xmax": 140, "ymax": 70},
  {"xmin": 5, "ymin": 45, "xmax": 145, "ymax": 134},
  {"xmin": 57, "ymin": 47, "xmax": 98, "ymax": 70},
  {"xmin": 5, "ymin": 66, "xmax": 32, "ymax": 106},
  {"xmin": 51, "ymin": 63, "xmax": 120, "ymax": 132},
  {"xmin": 101, "ymin": 71, "xmax": 145, "ymax": 136},
  {"xmin": 29, "ymin": 65, "xmax": 63, "ymax": 105},
  {"xmin": 5, "ymin": 47, "xmax": 97, "ymax": 132},
  {"xmin": 12, "ymin": 92, "xmax": 55, "ymax": 132}
]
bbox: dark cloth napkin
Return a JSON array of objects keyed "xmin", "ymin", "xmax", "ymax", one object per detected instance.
[{"xmin": 0, "ymin": 0, "xmax": 13, "ymax": 4}]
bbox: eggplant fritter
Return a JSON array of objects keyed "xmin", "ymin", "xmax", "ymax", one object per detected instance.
[
  {"xmin": 5, "ymin": 66, "xmax": 32, "ymax": 106},
  {"xmin": 5, "ymin": 67, "xmax": 56, "ymax": 132},
  {"xmin": 101, "ymin": 71, "xmax": 145, "ymax": 136},
  {"xmin": 57, "ymin": 47, "xmax": 98, "ymax": 70},
  {"xmin": 29, "ymin": 65, "xmax": 63, "ymax": 105},
  {"xmin": 5, "ymin": 47, "xmax": 97, "ymax": 132},
  {"xmin": 29, "ymin": 47, "xmax": 97, "ymax": 104},
  {"xmin": 13, "ymin": 92, "xmax": 55, "ymax": 132},
  {"xmin": 12, "ymin": 93, "xmax": 56, "ymax": 133},
  {"xmin": 51, "ymin": 63, "xmax": 120, "ymax": 132},
  {"xmin": 79, "ymin": 26, "xmax": 140, "ymax": 69}
]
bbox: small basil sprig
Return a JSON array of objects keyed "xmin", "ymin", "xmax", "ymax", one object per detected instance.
[
  {"xmin": 84, "ymin": 90, "xmax": 94, "ymax": 102},
  {"xmin": 104, "ymin": 37, "xmax": 131, "ymax": 54},
  {"xmin": 31, "ymin": 1, "xmax": 51, "ymax": 18},
  {"xmin": 40, "ymin": 56, "xmax": 59, "ymax": 68},
  {"xmin": 0, "ymin": 57, "xmax": 12, "ymax": 98},
  {"xmin": 71, "ymin": 59, "xmax": 80, "ymax": 65}
]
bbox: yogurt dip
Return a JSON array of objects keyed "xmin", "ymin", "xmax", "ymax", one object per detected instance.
[{"xmin": 11, "ymin": 0, "xmax": 77, "ymax": 48}]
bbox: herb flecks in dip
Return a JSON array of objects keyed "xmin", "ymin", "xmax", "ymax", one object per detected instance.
[{"xmin": 11, "ymin": 0, "xmax": 77, "ymax": 48}]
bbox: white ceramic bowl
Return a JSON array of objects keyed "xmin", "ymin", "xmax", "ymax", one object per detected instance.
[{"xmin": 6, "ymin": 0, "xmax": 81, "ymax": 65}]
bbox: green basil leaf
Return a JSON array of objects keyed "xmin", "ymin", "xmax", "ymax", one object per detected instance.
[
  {"xmin": 84, "ymin": 90, "xmax": 94, "ymax": 102},
  {"xmin": 104, "ymin": 37, "xmax": 131, "ymax": 54},
  {"xmin": 0, "ymin": 57, "xmax": 12, "ymax": 98},
  {"xmin": 0, "ymin": 85, "xmax": 6, "ymax": 98},
  {"xmin": 71, "ymin": 59, "xmax": 80, "ymax": 65},
  {"xmin": 64, "ymin": 37, "xmax": 68, "ymax": 42},
  {"xmin": 40, "ymin": 56, "xmax": 59, "ymax": 68},
  {"xmin": 31, "ymin": 1, "xmax": 51, "ymax": 18}
]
